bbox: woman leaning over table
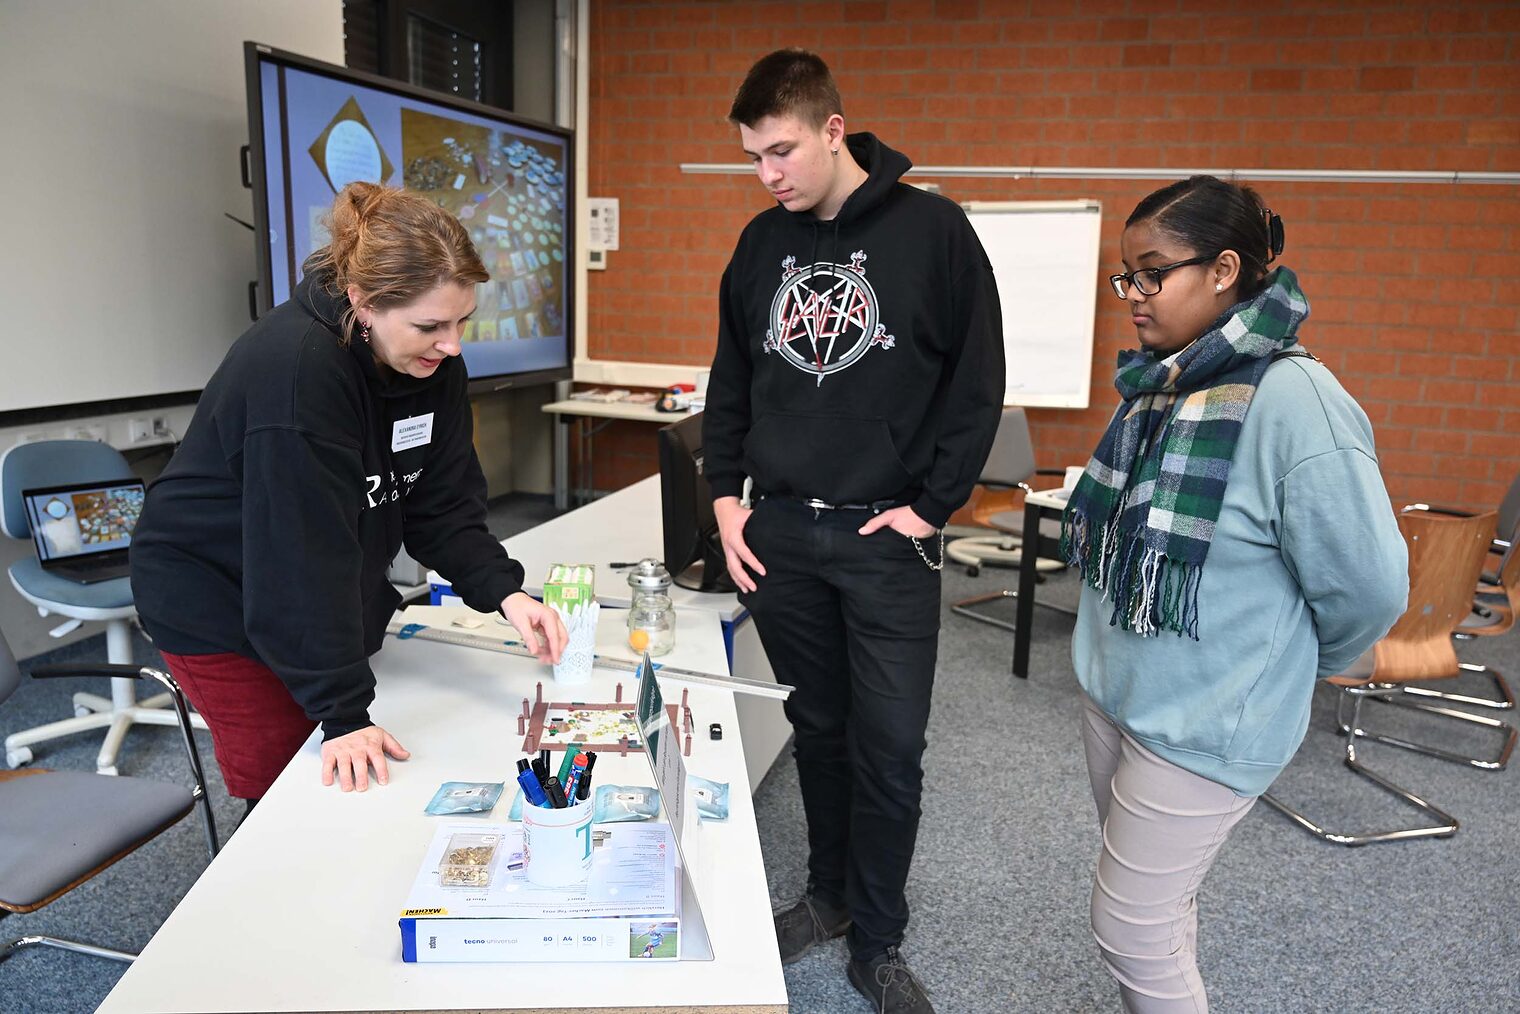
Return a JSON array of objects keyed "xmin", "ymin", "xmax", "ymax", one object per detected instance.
[
  {"xmin": 131, "ymin": 183, "xmax": 565, "ymax": 811},
  {"xmin": 1061, "ymin": 175, "xmax": 1408, "ymax": 1012}
]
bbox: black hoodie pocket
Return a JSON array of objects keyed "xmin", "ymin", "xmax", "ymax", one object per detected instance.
[{"xmin": 743, "ymin": 413, "xmax": 913, "ymax": 504}]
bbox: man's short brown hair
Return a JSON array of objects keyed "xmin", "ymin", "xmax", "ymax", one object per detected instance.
[{"xmin": 728, "ymin": 48, "xmax": 842, "ymax": 129}]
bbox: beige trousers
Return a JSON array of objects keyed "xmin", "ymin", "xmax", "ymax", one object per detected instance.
[{"xmin": 1080, "ymin": 693, "xmax": 1257, "ymax": 1013}]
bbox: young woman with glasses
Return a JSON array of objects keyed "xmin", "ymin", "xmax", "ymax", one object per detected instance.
[{"xmin": 1062, "ymin": 175, "xmax": 1409, "ymax": 1012}]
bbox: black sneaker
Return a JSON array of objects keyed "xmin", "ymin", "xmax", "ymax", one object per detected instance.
[
  {"xmin": 772, "ymin": 894, "xmax": 850, "ymax": 964},
  {"xmin": 847, "ymin": 945, "xmax": 934, "ymax": 1014}
]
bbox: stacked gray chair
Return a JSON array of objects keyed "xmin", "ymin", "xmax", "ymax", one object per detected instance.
[
  {"xmin": 1445, "ymin": 505, "xmax": 1520, "ymax": 712},
  {"xmin": 949, "ymin": 406, "xmax": 1073, "ymax": 632},
  {"xmin": 1463, "ymin": 473, "xmax": 1520, "ymax": 635},
  {"xmin": 0, "ymin": 624, "xmax": 218, "ymax": 966},
  {"xmin": 1481, "ymin": 471, "xmax": 1520, "ymax": 588}
]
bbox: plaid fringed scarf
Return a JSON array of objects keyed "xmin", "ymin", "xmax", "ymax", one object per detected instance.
[{"xmin": 1061, "ymin": 267, "xmax": 1310, "ymax": 638}]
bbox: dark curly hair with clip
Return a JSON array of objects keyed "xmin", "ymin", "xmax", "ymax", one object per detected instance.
[{"xmin": 1127, "ymin": 176, "xmax": 1286, "ymax": 298}]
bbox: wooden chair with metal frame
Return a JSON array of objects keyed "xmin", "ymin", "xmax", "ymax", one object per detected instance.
[
  {"xmin": 0, "ymin": 626, "xmax": 219, "ymax": 967},
  {"xmin": 1422, "ymin": 507, "xmax": 1520, "ymax": 720},
  {"xmin": 1379, "ymin": 505, "xmax": 1519, "ymax": 718},
  {"xmin": 948, "ymin": 406, "xmax": 1072, "ymax": 631},
  {"xmin": 1261, "ymin": 505, "xmax": 1516, "ymax": 846}
]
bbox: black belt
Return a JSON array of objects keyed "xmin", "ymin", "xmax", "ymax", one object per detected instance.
[{"xmin": 758, "ymin": 492, "xmax": 907, "ymax": 512}]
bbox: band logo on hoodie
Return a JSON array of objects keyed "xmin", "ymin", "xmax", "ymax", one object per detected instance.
[{"xmin": 763, "ymin": 251, "xmax": 896, "ymax": 386}]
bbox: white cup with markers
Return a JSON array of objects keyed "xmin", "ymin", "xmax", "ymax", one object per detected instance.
[{"xmin": 522, "ymin": 798, "xmax": 595, "ymax": 887}]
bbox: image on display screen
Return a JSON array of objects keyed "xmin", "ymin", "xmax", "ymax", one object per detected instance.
[
  {"xmin": 24, "ymin": 484, "xmax": 144, "ymax": 562},
  {"xmin": 249, "ymin": 47, "xmax": 572, "ymax": 384}
]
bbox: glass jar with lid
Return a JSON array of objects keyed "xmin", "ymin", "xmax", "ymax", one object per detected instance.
[{"xmin": 626, "ymin": 558, "xmax": 675, "ymax": 656}]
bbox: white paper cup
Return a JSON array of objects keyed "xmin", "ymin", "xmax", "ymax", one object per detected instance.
[{"xmin": 522, "ymin": 799, "xmax": 595, "ymax": 887}]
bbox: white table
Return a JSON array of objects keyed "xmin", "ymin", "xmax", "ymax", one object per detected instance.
[
  {"xmin": 96, "ymin": 606, "xmax": 787, "ymax": 1014},
  {"xmin": 431, "ymin": 476, "xmax": 791, "ymax": 792},
  {"xmin": 542, "ymin": 399, "xmax": 688, "ymax": 510},
  {"xmin": 465, "ymin": 475, "xmax": 743, "ymax": 621}
]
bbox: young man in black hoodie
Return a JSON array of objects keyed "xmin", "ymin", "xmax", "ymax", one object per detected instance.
[{"xmin": 702, "ymin": 49, "xmax": 1004, "ymax": 1014}]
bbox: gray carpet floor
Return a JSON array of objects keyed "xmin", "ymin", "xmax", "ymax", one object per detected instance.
[{"xmin": 3, "ymin": 496, "xmax": 1517, "ymax": 1013}]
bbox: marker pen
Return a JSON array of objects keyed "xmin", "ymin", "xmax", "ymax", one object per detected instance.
[
  {"xmin": 575, "ymin": 751, "xmax": 598, "ymax": 801},
  {"xmin": 517, "ymin": 768, "xmax": 550, "ymax": 808},
  {"xmin": 543, "ymin": 776, "xmax": 569, "ymax": 809},
  {"xmin": 556, "ymin": 748, "xmax": 581, "ymax": 785},
  {"xmin": 563, "ymin": 753, "xmax": 589, "ymax": 804}
]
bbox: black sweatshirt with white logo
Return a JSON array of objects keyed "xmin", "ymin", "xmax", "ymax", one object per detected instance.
[
  {"xmin": 130, "ymin": 271, "xmax": 523, "ymax": 739},
  {"xmin": 702, "ymin": 133, "xmax": 1006, "ymax": 528}
]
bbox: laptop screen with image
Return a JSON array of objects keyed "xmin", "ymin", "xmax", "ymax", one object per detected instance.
[{"xmin": 23, "ymin": 480, "xmax": 146, "ymax": 563}]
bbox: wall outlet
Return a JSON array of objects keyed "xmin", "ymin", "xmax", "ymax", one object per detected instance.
[
  {"xmin": 151, "ymin": 416, "xmax": 171, "ymax": 438},
  {"xmin": 67, "ymin": 424, "xmax": 108, "ymax": 442},
  {"xmin": 128, "ymin": 418, "xmax": 154, "ymax": 443}
]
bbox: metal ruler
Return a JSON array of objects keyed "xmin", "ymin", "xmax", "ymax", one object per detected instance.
[{"xmin": 384, "ymin": 620, "xmax": 793, "ymax": 700}]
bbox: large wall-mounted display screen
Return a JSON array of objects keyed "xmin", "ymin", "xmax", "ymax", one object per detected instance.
[{"xmin": 246, "ymin": 43, "xmax": 572, "ymax": 387}]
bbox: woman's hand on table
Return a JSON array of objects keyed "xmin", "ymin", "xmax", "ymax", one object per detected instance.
[{"xmin": 320, "ymin": 725, "xmax": 410, "ymax": 791}]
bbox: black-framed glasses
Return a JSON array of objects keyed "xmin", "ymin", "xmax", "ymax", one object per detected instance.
[{"xmin": 1109, "ymin": 254, "xmax": 1217, "ymax": 300}]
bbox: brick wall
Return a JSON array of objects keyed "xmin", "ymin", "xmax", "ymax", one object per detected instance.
[{"xmin": 585, "ymin": 0, "xmax": 1520, "ymax": 512}]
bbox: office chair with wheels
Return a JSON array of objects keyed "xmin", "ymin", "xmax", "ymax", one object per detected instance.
[
  {"xmin": 1261, "ymin": 506, "xmax": 1515, "ymax": 846},
  {"xmin": 0, "ymin": 439, "xmax": 207, "ymax": 774},
  {"xmin": 0, "ymin": 624, "xmax": 219, "ymax": 967},
  {"xmin": 948, "ymin": 407, "xmax": 1072, "ymax": 632}
]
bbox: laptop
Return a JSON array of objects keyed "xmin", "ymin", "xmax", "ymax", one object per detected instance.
[{"xmin": 22, "ymin": 478, "xmax": 146, "ymax": 583}]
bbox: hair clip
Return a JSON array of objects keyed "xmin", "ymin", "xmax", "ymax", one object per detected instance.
[{"xmin": 1262, "ymin": 208, "xmax": 1285, "ymax": 261}]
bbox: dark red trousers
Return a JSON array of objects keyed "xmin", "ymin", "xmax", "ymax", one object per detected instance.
[{"xmin": 158, "ymin": 650, "xmax": 317, "ymax": 799}]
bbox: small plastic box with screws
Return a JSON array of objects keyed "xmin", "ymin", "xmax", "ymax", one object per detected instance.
[{"xmin": 438, "ymin": 832, "xmax": 502, "ymax": 888}]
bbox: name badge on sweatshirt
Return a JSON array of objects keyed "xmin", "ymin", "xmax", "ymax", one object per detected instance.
[{"xmin": 392, "ymin": 413, "xmax": 434, "ymax": 452}]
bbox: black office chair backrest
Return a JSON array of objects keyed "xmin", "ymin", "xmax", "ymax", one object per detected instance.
[{"xmin": 979, "ymin": 407, "xmax": 1036, "ymax": 489}]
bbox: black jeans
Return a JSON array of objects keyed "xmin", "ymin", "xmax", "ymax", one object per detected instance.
[{"xmin": 740, "ymin": 495, "xmax": 941, "ymax": 960}]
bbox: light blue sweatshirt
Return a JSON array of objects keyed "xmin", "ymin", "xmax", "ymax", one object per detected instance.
[{"xmin": 1072, "ymin": 356, "xmax": 1409, "ymax": 796}]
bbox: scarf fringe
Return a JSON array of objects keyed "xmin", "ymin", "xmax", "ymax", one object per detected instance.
[{"xmin": 1062, "ymin": 508, "xmax": 1202, "ymax": 640}]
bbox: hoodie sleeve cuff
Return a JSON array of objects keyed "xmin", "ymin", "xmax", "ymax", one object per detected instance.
[
  {"xmin": 708, "ymin": 477, "xmax": 744, "ymax": 501},
  {"xmin": 910, "ymin": 496, "xmax": 954, "ymax": 531},
  {"xmin": 475, "ymin": 568, "xmax": 527, "ymax": 616},
  {"xmin": 321, "ymin": 716, "xmax": 372, "ymax": 741}
]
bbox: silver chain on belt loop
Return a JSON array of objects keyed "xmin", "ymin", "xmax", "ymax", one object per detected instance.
[{"xmin": 909, "ymin": 530, "xmax": 945, "ymax": 571}]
